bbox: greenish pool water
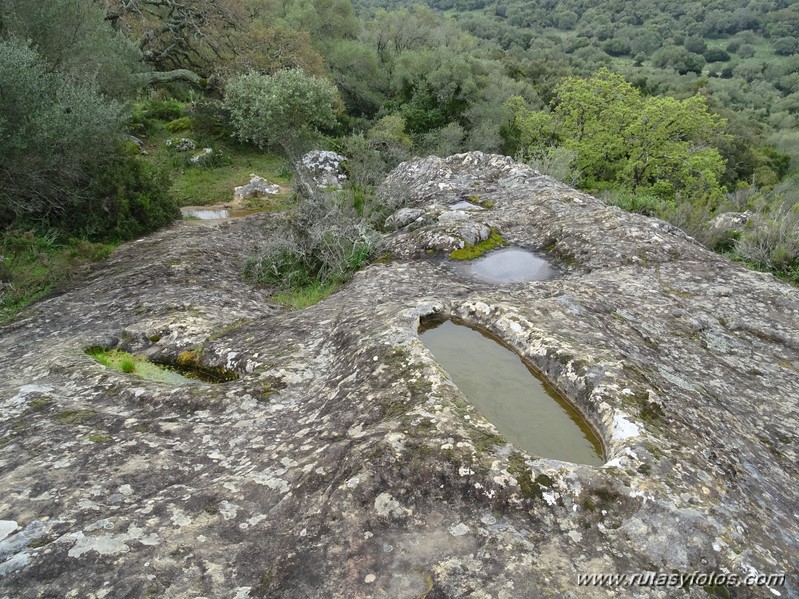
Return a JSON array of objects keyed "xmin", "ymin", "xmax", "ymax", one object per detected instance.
[{"xmin": 420, "ymin": 319, "xmax": 604, "ymax": 466}]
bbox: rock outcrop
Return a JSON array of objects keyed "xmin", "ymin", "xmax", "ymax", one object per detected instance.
[
  {"xmin": 295, "ymin": 150, "xmax": 348, "ymax": 197},
  {"xmin": 1, "ymin": 152, "xmax": 797, "ymax": 598},
  {"xmin": 234, "ymin": 175, "xmax": 281, "ymax": 201}
]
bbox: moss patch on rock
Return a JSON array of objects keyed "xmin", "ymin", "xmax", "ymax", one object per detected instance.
[{"xmin": 449, "ymin": 229, "xmax": 508, "ymax": 261}]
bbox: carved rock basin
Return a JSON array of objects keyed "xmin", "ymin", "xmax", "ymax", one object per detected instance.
[{"xmin": 420, "ymin": 318, "xmax": 604, "ymax": 466}]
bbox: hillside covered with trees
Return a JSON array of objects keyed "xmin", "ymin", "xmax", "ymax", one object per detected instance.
[{"xmin": 1, "ymin": 0, "xmax": 798, "ymax": 320}]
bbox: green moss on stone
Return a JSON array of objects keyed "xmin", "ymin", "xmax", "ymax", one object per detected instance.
[
  {"xmin": 28, "ymin": 398, "xmax": 51, "ymax": 411},
  {"xmin": 472, "ymin": 429, "xmax": 505, "ymax": 453},
  {"xmin": 507, "ymin": 451, "xmax": 543, "ymax": 500},
  {"xmin": 449, "ymin": 229, "xmax": 508, "ymax": 261},
  {"xmin": 56, "ymin": 409, "xmax": 97, "ymax": 425}
]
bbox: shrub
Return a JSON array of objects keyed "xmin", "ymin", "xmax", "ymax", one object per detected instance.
[
  {"xmin": 0, "ymin": 39, "xmax": 124, "ymax": 225},
  {"xmin": 734, "ymin": 204, "xmax": 799, "ymax": 279},
  {"xmin": 602, "ymin": 190, "xmax": 671, "ymax": 217},
  {"xmin": 188, "ymin": 99, "xmax": 233, "ymax": 139},
  {"xmin": 166, "ymin": 116, "xmax": 193, "ymax": 132},
  {"xmin": 59, "ymin": 150, "xmax": 179, "ymax": 241},
  {"xmin": 225, "ymin": 69, "xmax": 341, "ymax": 157},
  {"xmin": 704, "ymin": 48, "xmax": 731, "ymax": 62},
  {"xmin": 521, "ymin": 146, "xmax": 581, "ymax": 186},
  {"xmin": 246, "ymin": 189, "xmax": 382, "ymax": 292}
]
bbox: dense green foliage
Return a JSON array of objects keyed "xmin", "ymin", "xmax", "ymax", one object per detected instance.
[
  {"xmin": 0, "ymin": 39, "xmax": 124, "ymax": 224},
  {"xmin": 225, "ymin": 69, "xmax": 341, "ymax": 155},
  {"xmin": 508, "ymin": 70, "xmax": 728, "ymax": 201},
  {"xmin": 0, "ymin": 0, "xmax": 177, "ymax": 240},
  {"xmin": 0, "ymin": 0, "xmax": 143, "ymax": 98}
]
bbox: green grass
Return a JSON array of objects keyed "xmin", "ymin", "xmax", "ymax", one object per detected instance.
[
  {"xmin": 87, "ymin": 346, "xmax": 238, "ymax": 383},
  {"xmin": 138, "ymin": 114, "xmax": 294, "ymax": 208},
  {"xmin": 86, "ymin": 348, "xmax": 192, "ymax": 384},
  {"xmin": 1, "ymin": 233, "xmax": 116, "ymax": 324},
  {"xmin": 272, "ymin": 280, "xmax": 342, "ymax": 309},
  {"xmin": 169, "ymin": 146, "xmax": 292, "ymax": 207}
]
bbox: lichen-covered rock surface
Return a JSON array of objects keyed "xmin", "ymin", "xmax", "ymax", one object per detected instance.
[{"xmin": 1, "ymin": 152, "xmax": 797, "ymax": 598}]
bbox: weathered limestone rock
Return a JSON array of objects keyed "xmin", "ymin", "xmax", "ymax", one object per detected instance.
[
  {"xmin": 1, "ymin": 152, "xmax": 797, "ymax": 599},
  {"xmin": 165, "ymin": 138, "xmax": 196, "ymax": 152},
  {"xmin": 295, "ymin": 150, "xmax": 347, "ymax": 196},
  {"xmin": 234, "ymin": 175, "xmax": 281, "ymax": 201},
  {"xmin": 708, "ymin": 211, "xmax": 753, "ymax": 234},
  {"xmin": 189, "ymin": 147, "xmax": 213, "ymax": 164}
]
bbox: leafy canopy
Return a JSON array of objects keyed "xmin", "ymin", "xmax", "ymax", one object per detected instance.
[
  {"xmin": 508, "ymin": 69, "xmax": 728, "ymax": 202},
  {"xmin": 224, "ymin": 69, "xmax": 341, "ymax": 156},
  {"xmin": 0, "ymin": 39, "xmax": 124, "ymax": 221}
]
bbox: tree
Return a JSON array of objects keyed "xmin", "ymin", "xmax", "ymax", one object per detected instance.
[
  {"xmin": 101, "ymin": 0, "xmax": 246, "ymax": 76},
  {"xmin": 619, "ymin": 95, "xmax": 727, "ymax": 199},
  {"xmin": 0, "ymin": 37, "xmax": 176, "ymax": 236},
  {"xmin": 0, "ymin": 39, "xmax": 124, "ymax": 222},
  {"xmin": 506, "ymin": 69, "xmax": 728, "ymax": 201},
  {"xmin": 389, "ymin": 48, "xmax": 485, "ymax": 135},
  {"xmin": 652, "ymin": 45, "xmax": 705, "ymax": 74},
  {"xmin": 224, "ymin": 69, "xmax": 341, "ymax": 156},
  {"xmin": 1, "ymin": 0, "xmax": 143, "ymax": 99},
  {"xmin": 603, "ymin": 38, "xmax": 631, "ymax": 57},
  {"xmin": 629, "ymin": 29, "xmax": 663, "ymax": 56},
  {"xmin": 704, "ymin": 48, "xmax": 731, "ymax": 62},
  {"xmin": 683, "ymin": 35, "xmax": 707, "ymax": 54},
  {"xmin": 773, "ymin": 37, "xmax": 799, "ymax": 56},
  {"xmin": 220, "ymin": 23, "xmax": 327, "ymax": 80},
  {"xmin": 325, "ymin": 40, "xmax": 387, "ymax": 117}
]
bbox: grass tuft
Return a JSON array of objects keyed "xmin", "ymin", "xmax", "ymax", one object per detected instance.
[{"xmin": 272, "ymin": 280, "xmax": 341, "ymax": 309}]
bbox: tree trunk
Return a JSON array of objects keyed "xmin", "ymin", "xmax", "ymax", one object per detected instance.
[{"xmin": 139, "ymin": 69, "xmax": 211, "ymax": 87}]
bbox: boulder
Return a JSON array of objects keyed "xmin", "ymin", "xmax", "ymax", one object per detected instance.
[
  {"xmin": 708, "ymin": 210, "xmax": 753, "ymax": 233},
  {"xmin": 384, "ymin": 207, "xmax": 424, "ymax": 231},
  {"xmin": 233, "ymin": 174, "xmax": 280, "ymax": 201},
  {"xmin": 166, "ymin": 137, "xmax": 196, "ymax": 152},
  {"xmin": 294, "ymin": 150, "xmax": 347, "ymax": 197},
  {"xmin": 189, "ymin": 147, "xmax": 213, "ymax": 164}
]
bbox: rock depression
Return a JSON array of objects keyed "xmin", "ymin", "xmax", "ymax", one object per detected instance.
[{"xmin": 0, "ymin": 152, "xmax": 797, "ymax": 598}]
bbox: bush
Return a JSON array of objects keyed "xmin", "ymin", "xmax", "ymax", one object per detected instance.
[
  {"xmin": 0, "ymin": 39, "xmax": 124, "ymax": 225},
  {"xmin": 774, "ymin": 37, "xmax": 799, "ymax": 56},
  {"xmin": 704, "ymin": 48, "xmax": 731, "ymax": 62},
  {"xmin": 1, "ymin": 0, "xmax": 143, "ymax": 100},
  {"xmin": 57, "ymin": 151, "xmax": 179, "ymax": 241},
  {"xmin": 521, "ymin": 146, "xmax": 581, "ymax": 186},
  {"xmin": 603, "ymin": 38, "xmax": 631, "ymax": 56},
  {"xmin": 735, "ymin": 204, "xmax": 799, "ymax": 279},
  {"xmin": 602, "ymin": 190, "xmax": 671, "ymax": 217},
  {"xmin": 166, "ymin": 116, "xmax": 193, "ymax": 133},
  {"xmin": 246, "ymin": 189, "xmax": 382, "ymax": 291},
  {"xmin": 683, "ymin": 36, "xmax": 707, "ymax": 54},
  {"xmin": 225, "ymin": 69, "xmax": 341, "ymax": 157},
  {"xmin": 188, "ymin": 99, "xmax": 233, "ymax": 139}
]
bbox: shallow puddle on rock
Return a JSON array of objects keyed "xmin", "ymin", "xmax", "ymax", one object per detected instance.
[
  {"xmin": 457, "ymin": 246, "xmax": 554, "ymax": 283},
  {"xmin": 420, "ymin": 319, "xmax": 604, "ymax": 465},
  {"xmin": 182, "ymin": 208, "xmax": 229, "ymax": 220}
]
